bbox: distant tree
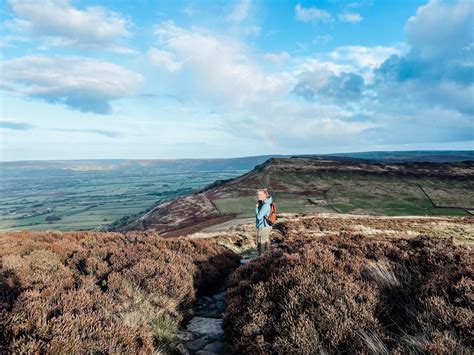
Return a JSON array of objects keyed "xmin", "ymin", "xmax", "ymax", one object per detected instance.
[{"xmin": 45, "ymin": 215, "xmax": 61, "ymax": 223}]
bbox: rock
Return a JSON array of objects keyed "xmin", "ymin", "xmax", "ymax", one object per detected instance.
[
  {"xmin": 196, "ymin": 351, "xmax": 217, "ymax": 355},
  {"xmin": 186, "ymin": 317, "xmax": 224, "ymax": 339},
  {"xmin": 185, "ymin": 338, "xmax": 208, "ymax": 351},
  {"xmin": 176, "ymin": 343, "xmax": 190, "ymax": 355},
  {"xmin": 204, "ymin": 341, "xmax": 226, "ymax": 353},
  {"xmin": 177, "ymin": 331, "xmax": 194, "ymax": 341},
  {"xmin": 212, "ymin": 293, "xmax": 224, "ymax": 301}
]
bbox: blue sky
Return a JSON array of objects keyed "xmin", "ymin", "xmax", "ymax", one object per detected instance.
[{"xmin": 1, "ymin": 0, "xmax": 473, "ymax": 161}]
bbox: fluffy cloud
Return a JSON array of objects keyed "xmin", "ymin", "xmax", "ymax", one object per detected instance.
[
  {"xmin": 329, "ymin": 45, "xmax": 405, "ymax": 81},
  {"xmin": 227, "ymin": 0, "xmax": 252, "ymax": 23},
  {"xmin": 292, "ymin": 0, "xmax": 473, "ymax": 146},
  {"xmin": 375, "ymin": 0, "xmax": 474, "ymax": 117},
  {"xmin": 338, "ymin": 12, "xmax": 363, "ymax": 23},
  {"xmin": 295, "ymin": 4, "xmax": 332, "ymax": 23},
  {"xmin": 291, "ymin": 45, "xmax": 401, "ymax": 105},
  {"xmin": 151, "ymin": 22, "xmax": 290, "ymax": 108},
  {"xmin": 296, "ymin": 5, "xmax": 363, "ymax": 25},
  {"xmin": 147, "ymin": 48, "xmax": 182, "ymax": 72},
  {"xmin": 405, "ymin": 0, "xmax": 473, "ymax": 57},
  {"xmin": 148, "ymin": 22, "xmax": 375, "ymax": 149},
  {"xmin": 147, "ymin": 0, "xmax": 472, "ymax": 150},
  {"xmin": 293, "ymin": 70, "xmax": 365, "ymax": 104},
  {"xmin": 1, "ymin": 55, "xmax": 143, "ymax": 114},
  {"xmin": 5, "ymin": 0, "xmax": 132, "ymax": 52},
  {"xmin": 264, "ymin": 51, "xmax": 291, "ymax": 64}
]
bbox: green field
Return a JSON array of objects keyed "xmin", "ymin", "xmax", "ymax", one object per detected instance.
[
  {"xmin": 213, "ymin": 172, "xmax": 473, "ymax": 217},
  {"xmin": 0, "ymin": 163, "xmax": 247, "ymax": 232}
]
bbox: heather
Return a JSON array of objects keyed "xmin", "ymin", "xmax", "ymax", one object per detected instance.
[
  {"xmin": 0, "ymin": 230, "xmax": 240, "ymax": 353},
  {"xmin": 224, "ymin": 217, "xmax": 473, "ymax": 354}
]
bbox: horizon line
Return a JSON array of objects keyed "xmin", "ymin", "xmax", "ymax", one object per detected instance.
[{"xmin": 1, "ymin": 149, "xmax": 473, "ymax": 163}]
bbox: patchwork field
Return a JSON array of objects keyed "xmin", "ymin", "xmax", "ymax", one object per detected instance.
[{"xmin": 0, "ymin": 160, "xmax": 258, "ymax": 232}]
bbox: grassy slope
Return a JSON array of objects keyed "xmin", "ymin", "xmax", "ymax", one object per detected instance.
[{"xmin": 213, "ymin": 171, "xmax": 473, "ymax": 218}]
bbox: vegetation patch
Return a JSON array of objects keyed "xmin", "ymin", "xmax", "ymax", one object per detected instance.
[
  {"xmin": 0, "ymin": 230, "xmax": 241, "ymax": 353},
  {"xmin": 224, "ymin": 218, "xmax": 473, "ymax": 354}
]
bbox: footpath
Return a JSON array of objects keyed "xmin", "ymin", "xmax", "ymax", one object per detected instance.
[{"xmin": 176, "ymin": 250, "xmax": 259, "ymax": 355}]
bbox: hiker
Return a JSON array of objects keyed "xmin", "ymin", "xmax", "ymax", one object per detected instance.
[{"xmin": 255, "ymin": 188, "xmax": 276, "ymax": 255}]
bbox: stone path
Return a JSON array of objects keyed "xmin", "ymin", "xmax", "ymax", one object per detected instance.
[{"xmin": 176, "ymin": 250, "xmax": 259, "ymax": 354}]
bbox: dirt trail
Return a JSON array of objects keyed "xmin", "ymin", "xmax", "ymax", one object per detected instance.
[
  {"xmin": 200, "ymin": 217, "xmax": 255, "ymax": 233},
  {"xmin": 176, "ymin": 250, "xmax": 258, "ymax": 355}
]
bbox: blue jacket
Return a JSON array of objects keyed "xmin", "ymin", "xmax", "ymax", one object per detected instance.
[{"xmin": 256, "ymin": 196, "xmax": 272, "ymax": 229}]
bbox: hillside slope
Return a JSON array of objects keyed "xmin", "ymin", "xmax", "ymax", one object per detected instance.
[{"xmin": 121, "ymin": 157, "xmax": 474, "ymax": 236}]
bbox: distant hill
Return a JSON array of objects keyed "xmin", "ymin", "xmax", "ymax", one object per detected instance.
[
  {"xmin": 121, "ymin": 157, "xmax": 474, "ymax": 236},
  {"xmin": 2, "ymin": 150, "xmax": 472, "ymax": 170},
  {"xmin": 307, "ymin": 150, "xmax": 474, "ymax": 163},
  {"xmin": 0, "ymin": 155, "xmax": 283, "ymax": 172}
]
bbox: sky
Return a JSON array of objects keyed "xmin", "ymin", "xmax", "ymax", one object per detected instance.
[{"xmin": 0, "ymin": 0, "xmax": 473, "ymax": 161}]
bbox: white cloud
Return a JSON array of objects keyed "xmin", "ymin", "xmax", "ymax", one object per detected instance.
[
  {"xmin": 406, "ymin": 0, "xmax": 474, "ymax": 57},
  {"xmin": 264, "ymin": 51, "xmax": 291, "ymax": 64},
  {"xmin": 1, "ymin": 55, "xmax": 143, "ymax": 114},
  {"xmin": 5, "ymin": 0, "xmax": 133, "ymax": 52},
  {"xmin": 142, "ymin": 0, "xmax": 472, "ymax": 150},
  {"xmin": 294, "ymin": 58, "xmax": 355, "ymax": 77},
  {"xmin": 225, "ymin": 0, "xmax": 261, "ymax": 37},
  {"xmin": 148, "ymin": 48, "xmax": 182, "ymax": 72},
  {"xmin": 313, "ymin": 34, "xmax": 333, "ymax": 45},
  {"xmin": 295, "ymin": 4, "xmax": 332, "ymax": 23},
  {"xmin": 148, "ymin": 22, "xmax": 375, "ymax": 148},
  {"xmin": 152, "ymin": 22, "xmax": 290, "ymax": 108},
  {"xmin": 376, "ymin": 0, "xmax": 474, "ymax": 117},
  {"xmin": 227, "ymin": 0, "xmax": 252, "ymax": 23},
  {"xmin": 327, "ymin": 45, "xmax": 406, "ymax": 82},
  {"xmin": 330, "ymin": 45, "xmax": 405, "ymax": 69},
  {"xmin": 338, "ymin": 12, "xmax": 363, "ymax": 23}
]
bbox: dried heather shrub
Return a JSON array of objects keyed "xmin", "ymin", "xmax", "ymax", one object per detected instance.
[
  {"xmin": 224, "ymin": 218, "xmax": 473, "ymax": 354},
  {"xmin": 0, "ymin": 230, "xmax": 241, "ymax": 353}
]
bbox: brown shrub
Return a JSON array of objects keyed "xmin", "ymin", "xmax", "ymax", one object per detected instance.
[
  {"xmin": 224, "ymin": 220, "xmax": 473, "ymax": 354},
  {"xmin": 0, "ymin": 230, "xmax": 241, "ymax": 353}
]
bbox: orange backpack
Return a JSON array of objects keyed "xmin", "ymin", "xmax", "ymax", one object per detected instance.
[{"xmin": 266, "ymin": 202, "xmax": 277, "ymax": 225}]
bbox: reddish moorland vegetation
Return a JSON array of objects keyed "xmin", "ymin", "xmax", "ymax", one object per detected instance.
[
  {"xmin": 224, "ymin": 219, "xmax": 473, "ymax": 354},
  {"xmin": 0, "ymin": 230, "xmax": 240, "ymax": 353}
]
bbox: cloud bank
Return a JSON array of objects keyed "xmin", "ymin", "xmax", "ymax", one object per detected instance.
[
  {"xmin": 5, "ymin": 0, "xmax": 133, "ymax": 52},
  {"xmin": 2, "ymin": 55, "xmax": 143, "ymax": 114}
]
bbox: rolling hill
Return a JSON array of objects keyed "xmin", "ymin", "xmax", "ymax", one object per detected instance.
[{"xmin": 120, "ymin": 157, "xmax": 474, "ymax": 236}]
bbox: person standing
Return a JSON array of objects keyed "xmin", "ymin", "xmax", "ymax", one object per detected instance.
[{"xmin": 255, "ymin": 189, "xmax": 273, "ymax": 255}]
